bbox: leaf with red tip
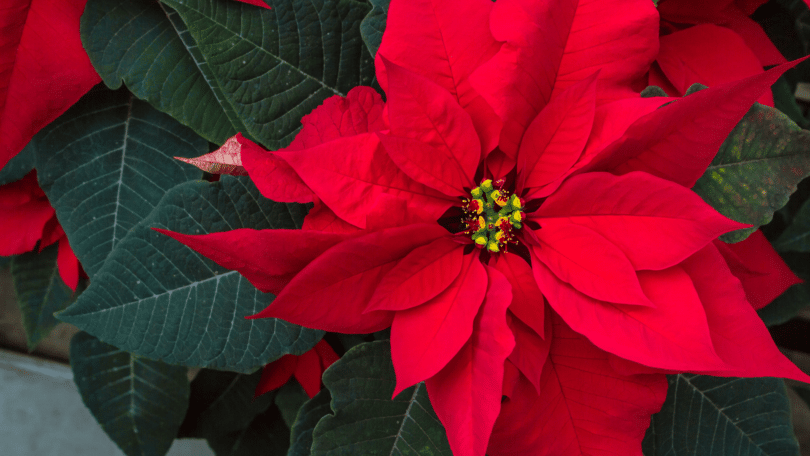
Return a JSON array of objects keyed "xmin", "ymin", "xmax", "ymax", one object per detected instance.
[
  {"xmin": 255, "ymin": 355, "xmax": 297, "ymax": 397},
  {"xmin": 390, "ymin": 253, "xmax": 487, "ymax": 396},
  {"xmin": 535, "ymin": 172, "xmax": 748, "ymax": 270},
  {"xmin": 176, "ymin": 135, "xmax": 248, "ymax": 176},
  {"xmin": 517, "ymin": 74, "xmax": 596, "ymax": 193},
  {"xmin": 0, "ymin": 0, "xmax": 101, "ymax": 170},
  {"xmin": 493, "ymin": 252, "xmax": 545, "ymax": 338},
  {"xmin": 276, "ymin": 133, "xmax": 453, "ymax": 228},
  {"xmin": 383, "ymin": 59, "xmax": 479, "ymax": 192},
  {"xmin": 154, "ymin": 228, "xmax": 350, "ymax": 295},
  {"xmin": 376, "ymin": 0, "xmax": 501, "ymax": 153},
  {"xmin": 532, "ymin": 224, "xmax": 652, "ymax": 306},
  {"xmin": 426, "ymin": 266, "xmax": 514, "ymax": 456},
  {"xmin": 533, "ymin": 253, "xmax": 727, "ymax": 372},
  {"xmin": 717, "ymin": 231, "xmax": 801, "ymax": 310},
  {"xmin": 682, "ymin": 244, "xmax": 810, "ymax": 382},
  {"xmin": 255, "ymin": 224, "xmax": 448, "ymax": 333},
  {"xmin": 234, "ymin": 0, "xmax": 270, "ymax": 9},
  {"xmin": 488, "ymin": 316, "xmax": 668, "ymax": 456},
  {"xmin": 589, "ymin": 59, "xmax": 805, "ymax": 187},
  {"xmin": 57, "ymin": 237, "xmax": 80, "ymax": 292},
  {"xmin": 367, "ymin": 237, "xmax": 464, "ymax": 312},
  {"xmin": 656, "ymin": 25, "xmax": 773, "ymax": 106}
]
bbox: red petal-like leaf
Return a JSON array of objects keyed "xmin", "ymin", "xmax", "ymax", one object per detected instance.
[
  {"xmin": 276, "ymin": 133, "xmax": 453, "ymax": 228},
  {"xmin": 383, "ymin": 59, "xmax": 479, "ymax": 192},
  {"xmin": 176, "ymin": 135, "xmax": 248, "ymax": 175},
  {"xmin": 517, "ymin": 73, "xmax": 596, "ymax": 193},
  {"xmin": 531, "ymin": 224, "xmax": 652, "ymax": 306},
  {"xmin": 294, "ymin": 348, "xmax": 323, "ymax": 398},
  {"xmin": 376, "ymin": 0, "xmax": 501, "ymax": 153},
  {"xmin": 535, "ymin": 171, "xmax": 747, "ymax": 270},
  {"xmin": 507, "ymin": 309, "xmax": 551, "ymax": 393},
  {"xmin": 57, "ymin": 236, "xmax": 80, "ymax": 292},
  {"xmin": 255, "ymin": 355, "xmax": 297, "ymax": 398},
  {"xmin": 724, "ymin": 8, "xmax": 786, "ymax": 66},
  {"xmin": 682, "ymin": 245, "xmax": 810, "ymax": 382},
  {"xmin": 0, "ymin": 0, "xmax": 101, "ymax": 170},
  {"xmin": 240, "ymin": 134, "xmax": 315, "ymax": 203},
  {"xmin": 391, "ymin": 253, "xmax": 487, "ymax": 396},
  {"xmin": 658, "ymin": 0, "xmax": 734, "ymax": 23},
  {"xmin": 656, "ymin": 25, "xmax": 773, "ymax": 106},
  {"xmin": 715, "ymin": 231, "xmax": 801, "ymax": 309},
  {"xmin": 301, "ymin": 200, "xmax": 361, "ymax": 234},
  {"xmin": 493, "ymin": 252, "xmax": 545, "ymax": 338},
  {"xmin": 426, "ymin": 265, "xmax": 514, "ymax": 456},
  {"xmin": 154, "ymin": 228, "xmax": 350, "ymax": 295},
  {"xmin": 588, "ymin": 59, "xmax": 805, "ymax": 187},
  {"xmin": 0, "ymin": 175, "xmax": 55, "ymax": 256},
  {"xmin": 254, "ymin": 224, "xmax": 448, "ymax": 333},
  {"xmin": 314, "ymin": 339, "xmax": 339, "ymax": 370},
  {"xmin": 489, "ymin": 315, "xmax": 668, "ymax": 456},
  {"xmin": 234, "ymin": 0, "xmax": 271, "ymax": 9},
  {"xmin": 367, "ymin": 237, "xmax": 464, "ymax": 312},
  {"xmin": 533, "ymin": 253, "xmax": 728, "ymax": 372}
]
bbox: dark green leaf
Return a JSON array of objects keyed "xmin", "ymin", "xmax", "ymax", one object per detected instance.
[
  {"xmin": 640, "ymin": 85, "xmax": 668, "ymax": 98},
  {"xmin": 275, "ymin": 382, "xmax": 310, "ymax": 428},
  {"xmin": 208, "ymin": 405, "xmax": 290, "ymax": 456},
  {"xmin": 57, "ymin": 176, "xmax": 321, "ymax": 372},
  {"xmin": 773, "ymin": 77, "xmax": 809, "ymax": 129},
  {"xmin": 70, "ymin": 332, "xmax": 190, "ymax": 456},
  {"xmin": 288, "ymin": 389, "xmax": 332, "ymax": 456},
  {"xmin": 180, "ymin": 369, "xmax": 275, "ymax": 439},
  {"xmin": 10, "ymin": 245, "xmax": 76, "ymax": 350},
  {"xmin": 775, "ymin": 197, "xmax": 810, "ymax": 251},
  {"xmin": 692, "ymin": 101, "xmax": 810, "ymax": 243},
  {"xmin": 81, "ymin": 0, "xmax": 250, "ymax": 144},
  {"xmin": 33, "ymin": 87, "xmax": 205, "ymax": 277},
  {"xmin": 160, "ymin": 0, "xmax": 375, "ymax": 149},
  {"xmin": 0, "ymin": 256, "xmax": 12, "ymax": 270},
  {"xmin": 0, "ymin": 142, "xmax": 34, "ymax": 185},
  {"xmin": 312, "ymin": 341, "xmax": 451, "ymax": 456},
  {"xmin": 642, "ymin": 374, "xmax": 800, "ymax": 456},
  {"xmin": 360, "ymin": 0, "xmax": 389, "ymax": 57},
  {"xmin": 757, "ymin": 252, "xmax": 810, "ymax": 326}
]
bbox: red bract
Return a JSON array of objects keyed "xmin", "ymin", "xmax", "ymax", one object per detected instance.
[
  {"xmin": 254, "ymin": 340, "xmax": 338, "ymax": 398},
  {"xmin": 0, "ymin": 0, "xmax": 101, "ymax": 171},
  {"xmin": 160, "ymin": 0, "xmax": 810, "ymax": 454},
  {"xmin": 652, "ymin": 0, "xmax": 782, "ymax": 105},
  {"xmin": 0, "ymin": 171, "xmax": 80, "ymax": 290}
]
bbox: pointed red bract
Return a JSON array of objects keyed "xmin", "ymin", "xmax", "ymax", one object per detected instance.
[
  {"xmin": 0, "ymin": 172, "xmax": 55, "ymax": 256},
  {"xmin": 154, "ymin": 228, "xmax": 350, "ymax": 295},
  {"xmin": 255, "ymin": 340, "xmax": 338, "ymax": 398},
  {"xmin": 590, "ymin": 59, "xmax": 806, "ymax": 187},
  {"xmin": 715, "ymin": 231, "xmax": 802, "ymax": 310},
  {"xmin": 426, "ymin": 266, "xmax": 514, "ymax": 456},
  {"xmin": 493, "ymin": 252, "xmax": 545, "ymax": 338},
  {"xmin": 507, "ymin": 310, "xmax": 551, "ymax": 393},
  {"xmin": 367, "ymin": 237, "xmax": 464, "ymax": 312},
  {"xmin": 176, "ymin": 135, "xmax": 248, "ymax": 176},
  {"xmin": 254, "ymin": 224, "xmax": 448, "ymax": 332},
  {"xmin": 489, "ymin": 316, "xmax": 668, "ymax": 456},
  {"xmin": 376, "ymin": 0, "xmax": 501, "ymax": 153},
  {"xmin": 391, "ymin": 253, "xmax": 487, "ymax": 396},
  {"xmin": 535, "ymin": 171, "xmax": 748, "ymax": 270},
  {"xmin": 234, "ymin": 0, "xmax": 271, "ymax": 9},
  {"xmin": 656, "ymin": 25, "xmax": 773, "ymax": 106},
  {"xmin": 533, "ymin": 254, "xmax": 728, "ymax": 372},
  {"xmin": 0, "ymin": 0, "xmax": 101, "ymax": 171},
  {"xmin": 531, "ymin": 224, "xmax": 652, "ymax": 306},
  {"xmin": 517, "ymin": 73, "xmax": 596, "ymax": 193},
  {"xmin": 239, "ymin": 134, "xmax": 315, "ymax": 203},
  {"xmin": 682, "ymin": 245, "xmax": 810, "ymax": 382},
  {"xmin": 57, "ymin": 236, "xmax": 80, "ymax": 292}
]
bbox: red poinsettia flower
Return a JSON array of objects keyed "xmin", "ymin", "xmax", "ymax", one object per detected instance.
[
  {"xmin": 254, "ymin": 340, "xmax": 338, "ymax": 398},
  {"xmin": 651, "ymin": 0, "xmax": 783, "ymax": 105},
  {"xmin": 0, "ymin": 171, "xmax": 81, "ymax": 290},
  {"xmin": 158, "ymin": 0, "xmax": 810, "ymax": 454}
]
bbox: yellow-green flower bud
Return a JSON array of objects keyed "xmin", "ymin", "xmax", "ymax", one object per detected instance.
[
  {"xmin": 480, "ymin": 179, "xmax": 493, "ymax": 192},
  {"xmin": 487, "ymin": 241, "xmax": 500, "ymax": 253},
  {"xmin": 471, "ymin": 187, "xmax": 482, "ymax": 198}
]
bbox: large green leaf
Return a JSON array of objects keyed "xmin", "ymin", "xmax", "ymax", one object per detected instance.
[
  {"xmin": 288, "ymin": 389, "xmax": 332, "ymax": 456},
  {"xmin": 32, "ymin": 87, "xmax": 205, "ymax": 277},
  {"xmin": 0, "ymin": 142, "xmax": 34, "ymax": 186},
  {"xmin": 642, "ymin": 374, "xmax": 800, "ymax": 456},
  {"xmin": 81, "ymin": 0, "xmax": 249, "ymax": 145},
  {"xmin": 208, "ymin": 405, "xmax": 290, "ymax": 456},
  {"xmin": 57, "ymin": 176, "xmax": 322, "ymax": 372},
  {"xmin": 360, "ymin": 0, "xmax": 389, "ymax": 57},
  {"xmin": 775, "ymin": 197, "xmax": 810, "ymax": 251},
  {"xmin": 161, "ymin": 0, "xmax": 375, "ymax": 149},
  {"xmin": 275, "ymin": 382, "xmax": 310, "ymax": 428},
  {"xmin": 10, "ymin": 245, "xmax": 76, "ymax": 350},
  {"xmin": 692, "ymin": 101, "xmax": 810, "ymax": 243},
  {"xmin": 70, "ymin": 332, "xmax": 190, "ymax": 456},
  {"xmin": 180, "ymin": 369, "xmax": 275, "ymax": 439},
  {"xmin": 312, "ymin": 341, "xmax": 452, "ymax": 456}
]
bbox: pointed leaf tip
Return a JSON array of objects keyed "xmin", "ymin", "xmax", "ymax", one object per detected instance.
[{"xmin": 175, "ymin": 135, "xmax": 248, "ymax": 175}]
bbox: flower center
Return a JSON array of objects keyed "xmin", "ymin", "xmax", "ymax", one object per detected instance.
[{"xmin": 461, "ymin": 178, "xmax": 524, "ymax": 253}]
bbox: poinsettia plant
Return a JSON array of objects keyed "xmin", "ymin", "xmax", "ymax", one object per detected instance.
[{"xmin": 4, "ymin": 0, "xmax": 810, "ymax": 455}]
